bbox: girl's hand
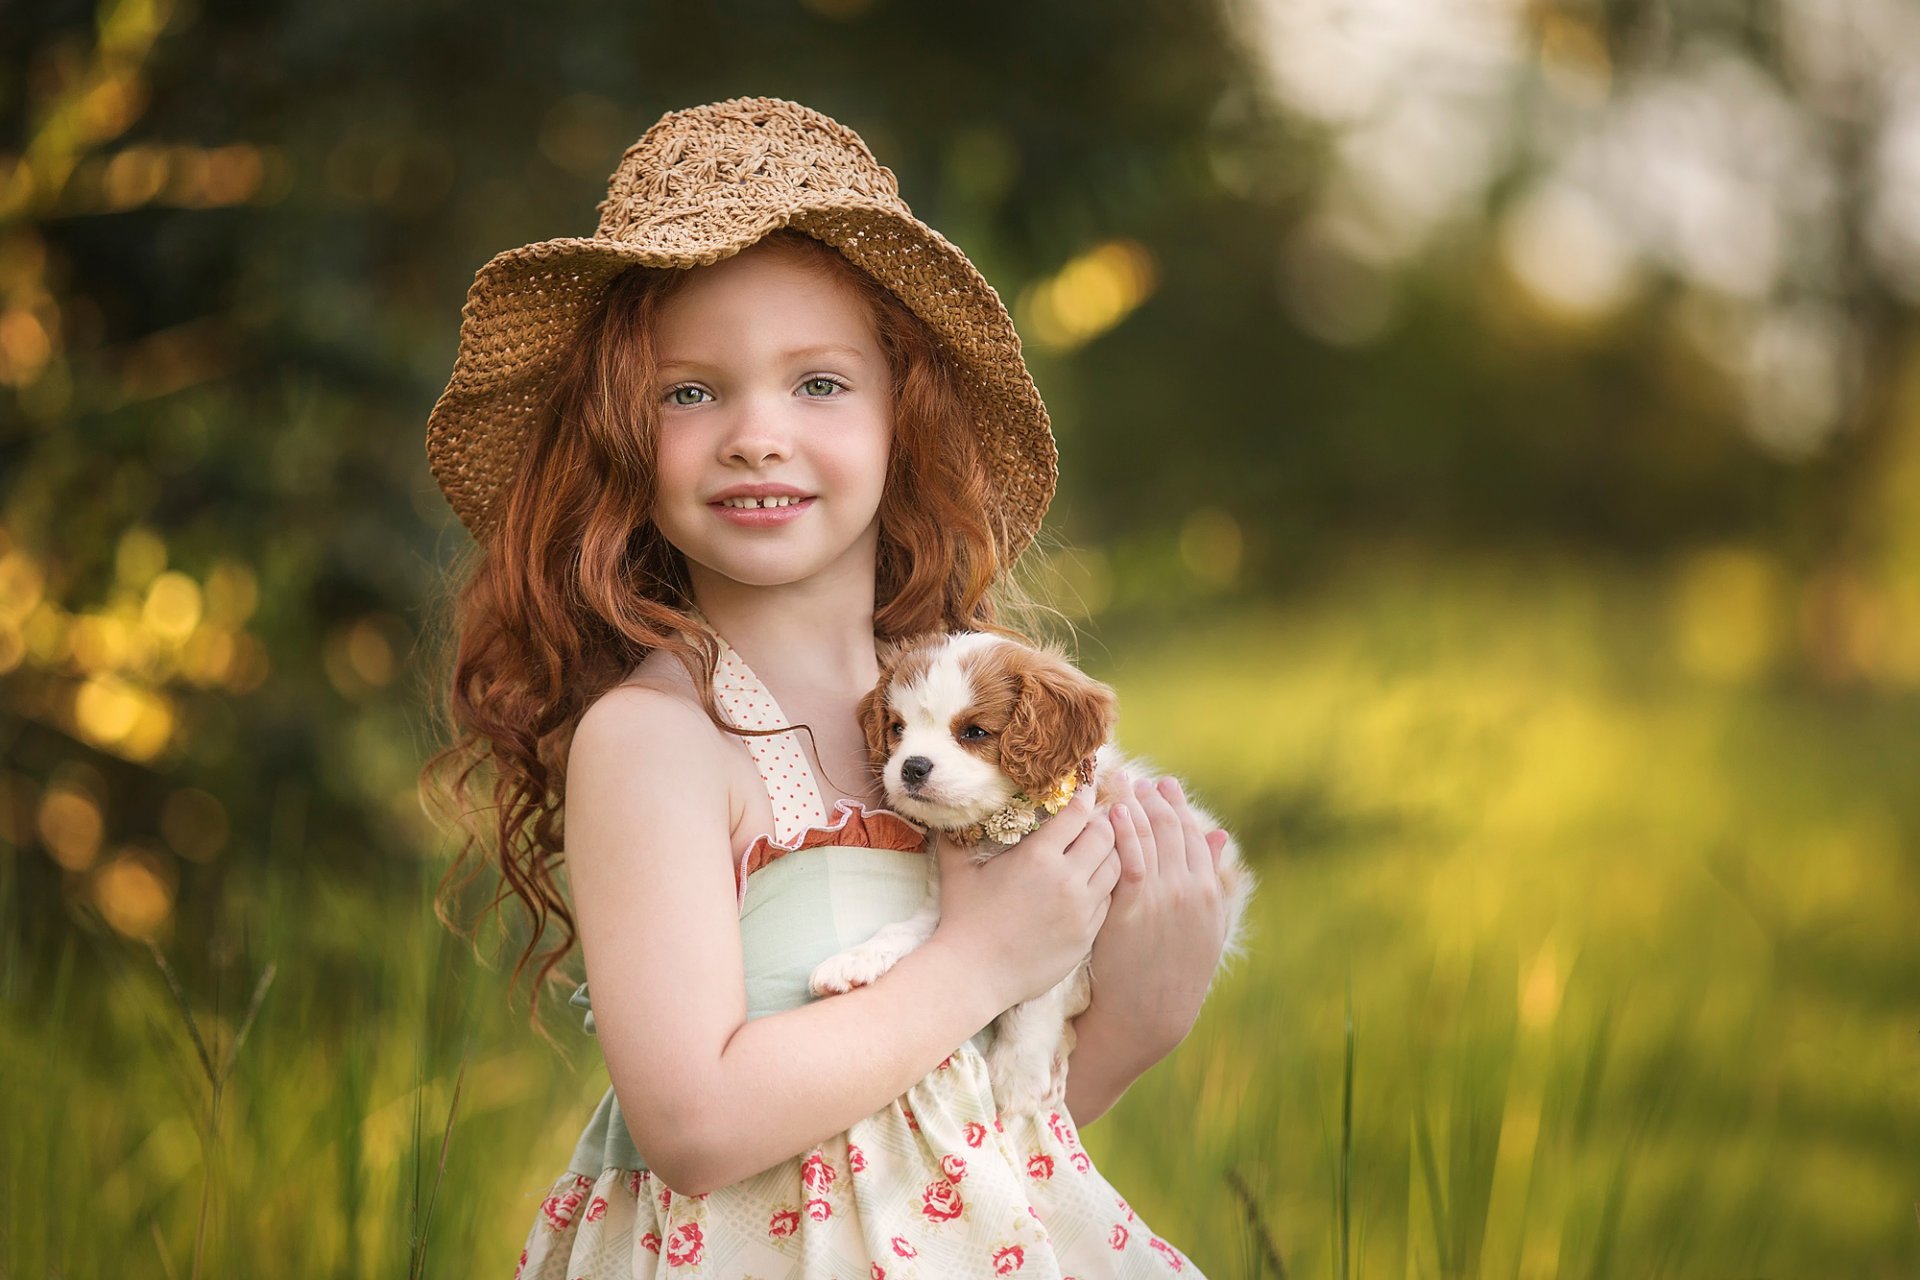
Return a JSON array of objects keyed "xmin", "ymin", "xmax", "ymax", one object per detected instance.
[
  {"xmin": 1086, "ymin": 771, "xmax": 1232, "ymax": 1050},
  {"xmin": 932, "ymin": 787, "xmax": 1122, "ymax": 1009}
]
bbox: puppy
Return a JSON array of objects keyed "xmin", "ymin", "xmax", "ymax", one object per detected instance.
[{"xmin": 807, "ymin": 630, "xmax": 1256, "ymax": 1117}]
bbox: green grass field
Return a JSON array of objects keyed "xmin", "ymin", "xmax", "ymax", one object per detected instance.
[{"xmin": 6, "ymin": 549, "xmax": 1916, "ymax": 1277}]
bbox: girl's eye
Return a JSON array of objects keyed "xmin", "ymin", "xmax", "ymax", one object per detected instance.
[
  {"xmin": 960, "ymin": 724, "xmax": 990, "ymax": 741},
  {"xmin": 665, "ymin": 384, "xmax": 709, "ymax": 407},
  {"xmin": 801, "ymin": 376, "xmax": 848, "ymax": 398}
]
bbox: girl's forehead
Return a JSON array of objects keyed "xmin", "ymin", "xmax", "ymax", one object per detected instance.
[{"xmin": 653, "ymin": 250, "xmax": 880, "ymax": 360}]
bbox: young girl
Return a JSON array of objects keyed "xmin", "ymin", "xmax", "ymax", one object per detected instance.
[{"xmin": 421, "ymin": 97, "xmax": 1236, "ymax": 1278}]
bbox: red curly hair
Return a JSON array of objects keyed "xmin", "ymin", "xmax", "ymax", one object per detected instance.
[{"xmin": 418, "ymin": 229, "xmax": 1061, "ymax": 1038}]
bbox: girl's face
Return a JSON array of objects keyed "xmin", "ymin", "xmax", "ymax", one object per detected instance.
[{"xmin": 647, "ymin": 242, "xmax": 893, "ymax": 593}]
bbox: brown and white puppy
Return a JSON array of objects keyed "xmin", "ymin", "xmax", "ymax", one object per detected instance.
[{"xmin": 807, "ymin": 631, "xmax": 1256, "ymax": 1117}]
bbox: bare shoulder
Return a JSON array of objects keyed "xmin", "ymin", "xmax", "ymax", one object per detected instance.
[{"xmin": 576, "ymin": 647, "xmax": 721, "ymax": 762}]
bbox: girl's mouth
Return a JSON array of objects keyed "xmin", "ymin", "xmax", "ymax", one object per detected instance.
[{"xmin": 709, "ymin": 496, "xmax": 816, "ymax": 527}]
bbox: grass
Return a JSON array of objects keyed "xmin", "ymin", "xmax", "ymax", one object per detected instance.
[{"xmin": 4, "ymin": 547, "xmax": 1917, "ymax": 1276}]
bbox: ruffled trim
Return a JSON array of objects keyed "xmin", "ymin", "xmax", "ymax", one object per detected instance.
[{"xmin": 736, "ymin": 798, "xmax": 929, "ymax": 897}]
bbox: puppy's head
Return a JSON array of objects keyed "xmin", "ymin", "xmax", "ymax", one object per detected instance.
[{"xmin": 858, "ymin": 632, "xmax": 1116, "ymax": 830}]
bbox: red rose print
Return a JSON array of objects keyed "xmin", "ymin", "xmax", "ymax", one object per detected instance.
[
  {"xmin": 1070, "ymin": 1151, "xmax": 1091, "ymax": 1174},
  {"xmin": 938, "ymin": 1053, "xmax": 954, "ymax": 1070},
  {"xmin": 640, "ymin": 1230, "xmax": 662, "ymax": 1254},
  {"xmin": 628, "ymin": 1170, "xmax": 645, "ymax": 1195},
  {"xmin": 848, "ymin": 1143, "xmax": 868, "ymax": 1173},
  {"xmin": 658, "ymin": 1186, "xmax": 671, "ymax": 1215},
  {"xmin": 940, "ymin": 1153, "xmax": 968, "ymax": 1183},
  {"xmin": 902, "ymin": 1103, "xmax": 920, "ymax": 1133},
  {"xmin": 806, "ymin": 1197, "xmax": 832, "ymax": 1222},
  {"xmin": 993, "ymin": 1243, "xmax": 1026, "ymax": 1274},
  {"xmin": 666, "ymin": 1221, "xmax": 704, "ymax": 1268},
  {"xmin": 539, "ymin": 1176, "xmax": 592, "ymax": 1231},
  {"xmin": 801, "ymin": 1152, "xmax": 836, "ymax": 1195},
  {"xmin": 513, "ymin": 1247, "xmax": 526, "ymax": 1280},
  {"xmin": 1115, "ymin": 1194, "xmax": 1135, "ymax": 1221},
  {"xmin": 1048, "ymin": 1111, "xmax": 1074, "ymax": 1146},
  {"xmin": 1026, "ymin": 1153, "xmax": 1055, "ymax": 1180},
  {"xmin": 993, "ymin": 1113, "xmax": 1005, "ymax": 1132},
  {"xmin": 585, "ymin": 1195, "xmax": 608, "ymax": 1223},
  {"xmin": 920, "ymin": 1178, "xmax": 964, "ymax": 1223},
  {"xmin": 1110, "ymin": 1223, "xmax": 1130, "ymax": 1250},
  {"xmin": 769, "ymin": 1208, "xmax": 800, "ymax": 1238},
  {"xmin": 1028, "ymin": 1205, "xmax": 1041, "ymax": 1221},
  {"xmin": 872, "ymin": 1266, "xmax": 886, "ymax": 1280},
  {"xmin": 890, "ymin": 1235, "xmax": 920, "ymax": 1258},
  {"xmin": 963, "ymin": 1121, "xmax": 987, "ymax": 1148},
  {"xmin": 1149, "ymin": 1237, "xmax": 1186, "ymax": 1271}
]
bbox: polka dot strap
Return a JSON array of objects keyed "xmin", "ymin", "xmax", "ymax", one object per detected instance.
[{"xmin": 686, "ymin": 605, "xmax": 832, "ymax": 845}]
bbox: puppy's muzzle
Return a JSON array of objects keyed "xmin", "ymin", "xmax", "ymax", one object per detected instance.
[{"xmin": 900, "ymin": 755, "xmax": 933, "ymax": 790}]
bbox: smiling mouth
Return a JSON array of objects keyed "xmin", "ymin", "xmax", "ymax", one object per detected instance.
[{"xmin": 708, "ymin": 495, "xmax": 817, "ymax": 525}]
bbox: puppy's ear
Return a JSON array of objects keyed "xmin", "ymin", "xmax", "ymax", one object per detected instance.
[
  {"xmin": 857, "ymin": 643, "xmax": 901, "ymax": 775},
  {"xmin": 1001, "ymin": 651, "xmax": 1117, "ymax": 798},
  {"xmin": 855, "ymin": 678, "xmax": 894, "ymax": 774}
]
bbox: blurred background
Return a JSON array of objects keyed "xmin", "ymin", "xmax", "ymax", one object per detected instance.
[{"xmin": 3, "ymin": 0, "xmax": 1918, "ymax": 1274}]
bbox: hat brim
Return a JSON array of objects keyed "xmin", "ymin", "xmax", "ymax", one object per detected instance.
[{"xmin": 423, "ymin": 196, "xmax": 1056, "ymax": 563}]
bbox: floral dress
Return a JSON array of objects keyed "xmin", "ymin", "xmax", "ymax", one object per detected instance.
[{"xmin": 515, "ymin": 620, "xmax": 1207, "ymax": 1279}]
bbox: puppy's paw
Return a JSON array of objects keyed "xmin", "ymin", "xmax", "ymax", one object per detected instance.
[
  {"xmin": 987, "ymin": 1043, "xmax": 1054, "ymax": 1117},
  {"xmin": 808, "ymin": 947, "xmax": 902, "ymax": 997},
  {"xmin": 1044, "ymin": 1048, "xmax": 1070, "ymax": 1105},
  {"xmin": 994, "ymin": 1062, "xmax": 1052, "ymax": 1118}
]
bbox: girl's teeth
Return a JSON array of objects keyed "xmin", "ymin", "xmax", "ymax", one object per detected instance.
[{"xmin": 722, "ymin": 496, "xmax": 802, "ymax": 508}]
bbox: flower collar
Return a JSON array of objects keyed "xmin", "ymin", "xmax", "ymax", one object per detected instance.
[{"xmin": 952, "ymin": 755, "xmax": 1099, "ymax": 846}]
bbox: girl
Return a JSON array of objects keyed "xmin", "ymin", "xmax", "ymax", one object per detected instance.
[{"xmin": 421, "ymin": 97, "xmax": 1236, "ymax": 1278}]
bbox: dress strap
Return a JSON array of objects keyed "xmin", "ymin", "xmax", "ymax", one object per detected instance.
[{"xmin": 686, "ymin": 604, "xmax": 832, "ymax": 846}]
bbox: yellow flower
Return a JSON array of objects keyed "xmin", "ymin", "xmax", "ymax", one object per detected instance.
[{"xmin": 1036, "ymin": 772, "xmax": 1079, "ymax": 815}]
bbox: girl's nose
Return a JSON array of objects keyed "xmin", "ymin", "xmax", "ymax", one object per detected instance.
[{"xmin": 720, "ymin": 414, "xmax": 793, "ymax": 467}]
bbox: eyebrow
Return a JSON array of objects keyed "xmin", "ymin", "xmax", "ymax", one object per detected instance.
[{"xmin": 657, "ymin": 343, "xmax": 868, "ymax": 370}]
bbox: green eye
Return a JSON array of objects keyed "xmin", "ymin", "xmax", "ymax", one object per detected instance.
[
  {"xmin": 666, "ymin": 384, "xmax": 708, "ymax": 406},
  {"xmin": 802, "ymin": 376, "xmax": 847, "ymax": 397}
]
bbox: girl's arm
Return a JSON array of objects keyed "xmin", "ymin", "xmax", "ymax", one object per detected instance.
[
  {"xmin": 1061, "ymin": 1000, "xmax": 1181, "ymax": 1126},
  {"xmin": 565, "ymin": 688, "xmax": 1013, "ymax": 1198}
]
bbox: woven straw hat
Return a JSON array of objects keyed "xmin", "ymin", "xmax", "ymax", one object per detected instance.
[{"xmin": 423, "ymin": 94, "xmax": 1057, "ymax": 561}]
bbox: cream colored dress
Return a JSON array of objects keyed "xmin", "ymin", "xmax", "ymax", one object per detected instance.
[{"xmin": 515, "ymin": 625, "xmax": 1206, "ymax": 1279}]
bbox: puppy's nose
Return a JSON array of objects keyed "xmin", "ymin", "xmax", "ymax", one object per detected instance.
[{"xmin": 900, "ymin": 756, "xmax": 934, "ymax": 785}]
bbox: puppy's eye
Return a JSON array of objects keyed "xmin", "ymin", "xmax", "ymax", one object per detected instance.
[
  {"xmin": 959, "ymin": 724, "xmax": 991, "ymax": 742},
  {"xmin": 888, "ymin": 721, "xmax": 904, "ymax": 738}
]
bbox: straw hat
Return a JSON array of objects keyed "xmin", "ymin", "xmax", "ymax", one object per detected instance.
[{"xmin": 423, "ymin": 94, "xmax": 1057, "ymax": 561}]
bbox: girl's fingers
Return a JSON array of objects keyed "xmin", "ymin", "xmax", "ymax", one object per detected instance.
[
  {"xmin": 1109, "ymin": 801, "xmax": 1146, "ymax": 888},
  {"xmin": 1096, "ymin": 844, "xmax": 1123, "ymax": 896},
  {"xmin": 1139, "ymin": 774, "xmax": 1183, "ymax": 876},
  {"xmin": 1159, "ymin": 776, "xmax": 1211, "ymax": 878},
  {"xmin": 1125, "ymin": 772, "xmax": 1161, "ymax": 879}
]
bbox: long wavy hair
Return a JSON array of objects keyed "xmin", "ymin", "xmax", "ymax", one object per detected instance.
[{"xmin": 417, "ymin": 229, "xmax": 1066, "ymax": 1039}]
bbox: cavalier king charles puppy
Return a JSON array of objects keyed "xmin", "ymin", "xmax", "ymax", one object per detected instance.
[{"xmin": 807, "ymin": 630, "xmax": 1255, "ymax": 1117}]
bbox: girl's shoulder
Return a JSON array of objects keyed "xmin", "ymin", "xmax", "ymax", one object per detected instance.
[
  {"xmin": 584, "ymin": 649, "xmax": 730, "ymax": 755},
  {"xmin": 616, "ymin": 643, "xmax": 697, "ymax": 697},
  {"xmin": 580, "ymin": 650, "xmax": 764, "ymax": 858}
]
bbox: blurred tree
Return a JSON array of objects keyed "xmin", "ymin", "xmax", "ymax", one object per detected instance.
[{"xmin": 2, "ymin": 0, "xmax": 1915, "ymax": 967}]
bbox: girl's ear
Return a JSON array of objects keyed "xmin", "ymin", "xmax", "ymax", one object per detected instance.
[{"xmin": 1001, "ymin": 654, "xmax": 1117, "ymax": 798}]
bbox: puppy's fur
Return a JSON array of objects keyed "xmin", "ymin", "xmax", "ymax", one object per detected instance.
[{"xmin": 807, "ymin": 631, "xmax": 1256, "ymax": 1116}]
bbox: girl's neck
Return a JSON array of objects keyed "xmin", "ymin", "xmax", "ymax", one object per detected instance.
[{"xmin": 688, "ymin": 565, "xmax": 881, "ymax": 699}]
